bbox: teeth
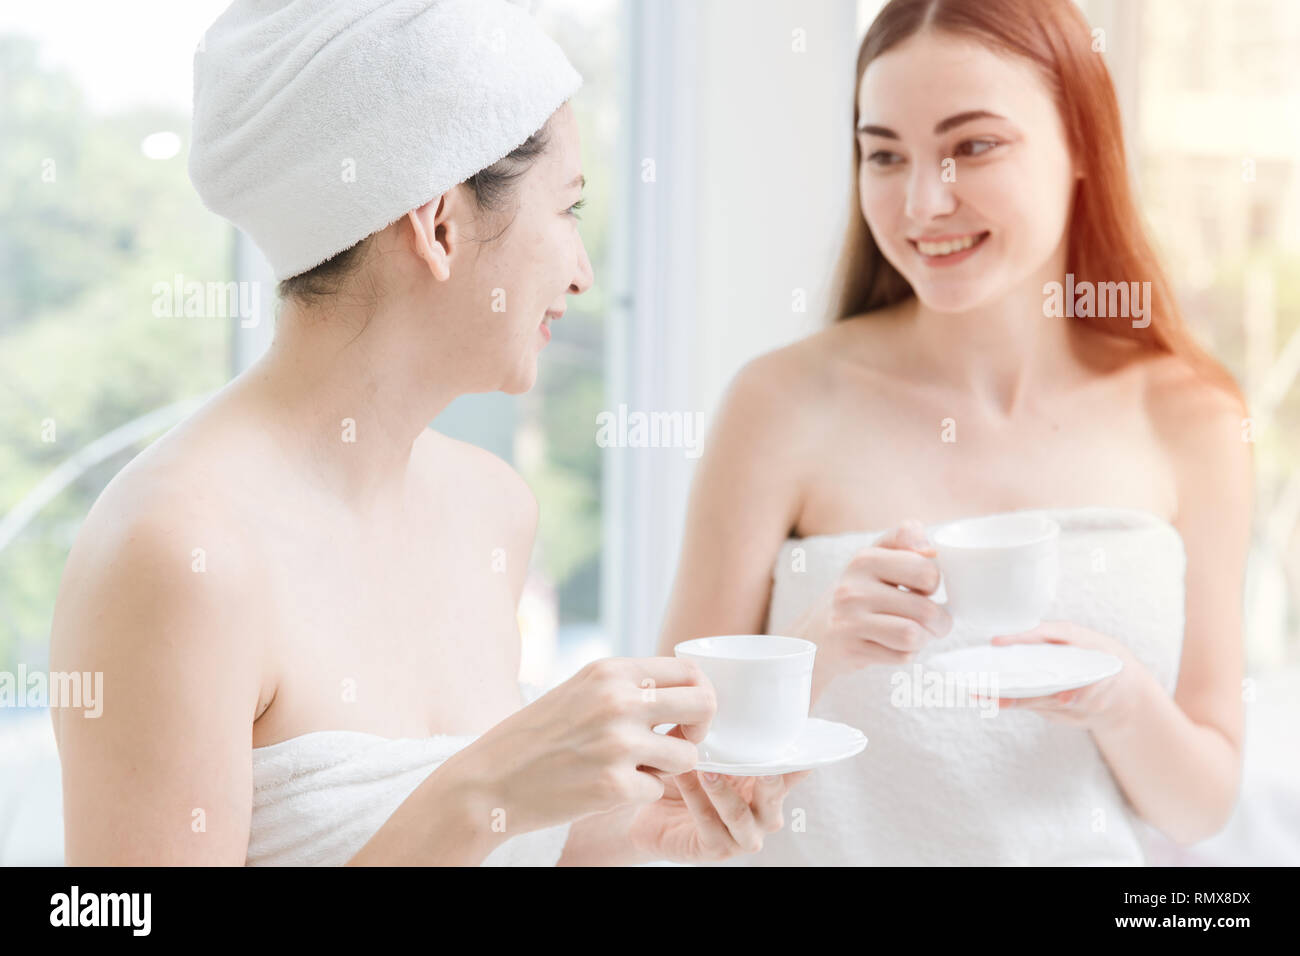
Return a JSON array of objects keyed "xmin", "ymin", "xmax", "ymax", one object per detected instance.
[{"xmin": 917, "ymin": 233, "xmax": 983, "ymax": 256}]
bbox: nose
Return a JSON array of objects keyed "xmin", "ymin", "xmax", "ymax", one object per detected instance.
[
  {"xmin": 569, "ymin": 233, "xmax": 594, "ymax": 295},
  {"xmin": 904, "ymin": 156, "xmax": 958, "ymax": 224}
]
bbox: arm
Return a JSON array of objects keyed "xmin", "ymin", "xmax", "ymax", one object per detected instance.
[
  {"xmin": 656, "ymin": 350, "xmax": 819, "ymax": 658},
  {"xmin": 1090, "ymin": 384, "xmax": 1251, "ymax": 845},
  {"xmin": 51, "ymin": 503, "xmax": 266, "ymax": 865},
  {"xmin": 656, "ymin": 348, "xmax": 926, "ymax": 705}
]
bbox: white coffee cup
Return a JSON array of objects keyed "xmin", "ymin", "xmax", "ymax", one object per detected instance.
[
  {"xmin": 929, "ymin": 514, "xmax": 1059, "ymax": 632},
  {"xmin": 674, "ymin": 635, "xmax": 815, "ymax": 763}
]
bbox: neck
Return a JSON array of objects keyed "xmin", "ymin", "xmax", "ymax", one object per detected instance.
[
  {"xmin": 906, "ymin": 239, "xmax": 1081, "ymax": 416},
  {"xmin": 240, "ymin": 297, "xmax": 464, "ymax": 515}
]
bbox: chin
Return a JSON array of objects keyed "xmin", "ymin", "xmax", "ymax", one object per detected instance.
[
  {"xmin": 500, "ymin": 362, "xmax": 539, "ymax": 395},
  {"xmin": 914, "ymin": 282, "xmax": 999, "ymax": 314}
]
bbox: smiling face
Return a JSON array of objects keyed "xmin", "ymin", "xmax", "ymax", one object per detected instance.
[
  {"xmin": 464, "ymin": 102, "xmax": 594, "ymax": 394},
  {"xmin": 401, "ymin": 102, "xmax": 594, "ymax": 396},
  {"xmin": 856, "ymin": 30, "xmax": 1078, "ymax": 313}
]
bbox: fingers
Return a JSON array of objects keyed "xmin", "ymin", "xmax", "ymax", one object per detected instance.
[
  {"xmin": 747, "ymin": 771, "xmax": 812, "ymax": 831},
  {"xmin": 748, "ymin": 774, "xmax": 789, "ymax": 833},
  {"xmin": 624, "ymin": 769, "xmax": 667, "ymax": 805},
  {"xmin": 675, "ymin": 769, "xmax": 809, "ymax": 858},
  {"xmin": 975, "ymin": 694, "xmax": 1089, "ymax": 728},
  {"xmin": 972, "ymin": 687, "xmax": 1082, "ymax": 711},
  {"xmin": 1006, "ymin": 688, "xmax": 1083, "ymax": 708},
  {"xmin": 848, "ymin": 612, "xmax": 936, "ymax": 655},
  {"xmin": 847, "ymin": 547, "xmax": 941, "ymax": 595},
  {"xmin": 580, "ymin": 657, "xmax": 718, "ymax": 744},
  {"xmin": 673, "ymin": 772, "xmax": 742, "ymax": 856},
  {"xmin": 783, "ymin": 770, "xmax": 813, "ymax": 787},
  {"xmin": 694, "ymin": 773, "xmax": 767, "ymax": 854},
  {"xmin": 603, "ymin": 656, "xmax": 713, "ymax": 690},
  {"xmin": 989, "ymin": 624, "xmax": 1054, "ymax": 645},
  {"xmin": 632, "ymin": 729, "xmax": 700, "ymax": 776},
  {"xmin": 857, "ymin": 583, "xmax": 952, "ymax": 638},
  {"xmin": 875, "ymin": 519, "xmax": 935, "ymax": 555},
  {"xmin": 990, "ymin": 621, "xmax": 1083, "ymax": 646},
  {"xmin": 643, "ymin": 685, "xmax": 716, "ymax": 743}
]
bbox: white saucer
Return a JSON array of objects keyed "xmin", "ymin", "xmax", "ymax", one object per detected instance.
[
  {"xmin": 662, "ymin": 718, "xmax": 867, "ymax": 776},
  {"xmin": 924, "ymin": 643, "xmax": 1124, "ymax": 699}
]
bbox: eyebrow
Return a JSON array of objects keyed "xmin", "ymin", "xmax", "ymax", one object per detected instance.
[
  {"xmin": 567, "ymin": 173, "xmax": 586, "ymax": 189},
  {"xmin": 856, "ymin": 110, "xmax": 1008, "ymax": 139}
]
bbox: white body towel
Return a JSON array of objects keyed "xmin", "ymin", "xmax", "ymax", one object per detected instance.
[
  {"xmin": 247, "ymin": 730, "xmax": 571, "ymax": 866},
  {"xmin": 722, "ymin": 506, "xmax": 1187, "ymax": 866},
  {"xmin": 247, "ymin": 683, "xmax": 571, "ymax": 866}
]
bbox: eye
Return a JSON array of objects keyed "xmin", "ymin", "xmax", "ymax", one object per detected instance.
[
  {"xmin": 566, "ymin": 198, "xmax": 586, "ymax": 220},
  {"xmin": 953, "ymin": 139, "xmax": 1000, "ymax": 158},
  {"xmin": 865, "ymin": 150, "xmax": 902, "ymax": 168}
]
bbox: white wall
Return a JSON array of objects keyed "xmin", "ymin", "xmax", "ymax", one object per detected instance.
[
  {"xmin": 611, "ymin": 0, "xmax": 860, "ymax": 655},
  {"xmin": 691, "ymin": 0, "xmax": 861, "ymax": 416}
]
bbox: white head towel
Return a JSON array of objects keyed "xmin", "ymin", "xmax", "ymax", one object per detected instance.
[{"xmin": 189, "ymin": 0, "xmax": 582, "ymax": 281}]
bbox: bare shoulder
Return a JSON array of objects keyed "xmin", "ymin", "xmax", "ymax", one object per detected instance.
[
  {"xmin": 740, "ymin": 309, "xmax": 903, "ymax": 379},
  {"xmin": 49, "ymin": 428, "xmax": 268, "ymax": 746},
  {"xmin": 728, "ymin": 331, "xmax": 827, "ymax": 396},
  {"xmin": 410, "ymin": 429, "xmax": 536, "ymax": 603},
  {"xmin": 64, "ymin": 398, "xmax": 274, "ymax": 575},
  {"xmin": 411, "ymin": 428, "xmax": 538, "ymax": 534},
  {"xmin": 53, "ymin": 428, "xmax": 268, "ymax": 645},
  {"xmin": 1141, "ymin": 352, "xmax": 1253, "ymax": 521},
  {"xmin": 1143, "ymin": 352, "xmax": 1249, "ymax": 444},
  {"xmin": 721, "ymin": 316, "xmax": 882, "ymax": 430}
]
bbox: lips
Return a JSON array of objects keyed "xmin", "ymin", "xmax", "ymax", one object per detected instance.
[
  {"xmin": 909, "ymin": 230, "xmax": 990, "ymax": 257},
  {"xmin": 910, "ymin": 231, "xmax": 986, "ymax": 242},
  {"xmin": 539, "ymin": 310, "xmax": 561, "ymax": 345}
]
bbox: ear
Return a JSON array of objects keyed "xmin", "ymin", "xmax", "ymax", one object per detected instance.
[{"xmin": 407, "ymin": 192, "xmax": 459, "ymax": 282}]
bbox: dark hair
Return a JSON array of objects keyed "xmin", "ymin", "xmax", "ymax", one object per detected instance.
[{"xmin": 275, "ymin": 119, "xmax": 554, "ymax": 307}]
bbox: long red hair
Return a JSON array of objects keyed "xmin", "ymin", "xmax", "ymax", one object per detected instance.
[{"xmin": 829, "ymin": 0, "xmax": 1246, "ymax": 410}]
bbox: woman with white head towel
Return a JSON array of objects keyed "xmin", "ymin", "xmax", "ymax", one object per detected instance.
[{"xmin": 49, "ymin": 0, "xmax": 807, "ymax": 867}]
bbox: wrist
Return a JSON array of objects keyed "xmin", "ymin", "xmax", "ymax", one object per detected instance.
[
  {"xmin": 420, "ymin": 758, "xmax": 514, "ymax": 862},
  {"xmin": 796, "ymin": 598, "xmax": 835, "ymax": 667},
  {"xmin": 561, "ymin": 805, "xmax": 649, "ymax": 866},
  {"xmin": 344, "ymin": 758, "xmax": 510, "ymax": 866},
  {"xmin": 792, "ymin": 594, "xmax": 827, "ymax": 643},
  {"xmin": 1091, "ymin": 662, "xmax": 1161, "ymax": 738}
]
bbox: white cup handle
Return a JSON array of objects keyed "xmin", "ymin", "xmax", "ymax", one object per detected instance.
[{"xmin": 931, "ymin": 571, "xmax": 948, "ymax": 606}]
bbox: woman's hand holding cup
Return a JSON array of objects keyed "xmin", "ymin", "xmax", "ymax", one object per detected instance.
[
  {"xmin": 444, "ymin": 657, "xmax": 717, "ymax": 835},
  {"xmin": 794, "ymin": 519, "xmax": 954, "ymax": 693}
]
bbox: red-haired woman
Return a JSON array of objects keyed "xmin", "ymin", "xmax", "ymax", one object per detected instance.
[{"xmin": 659, "ymin": 0, "xmax": 1252, "ymax": 865}]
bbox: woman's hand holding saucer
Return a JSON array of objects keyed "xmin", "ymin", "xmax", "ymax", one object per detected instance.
[
  {"xmin": 977, "ymin": 621, "xmax": 1148, "ymax": 731},
  {"xmin": 629, "ymin": 729, "xmax": 812, "ymax": 863}
]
